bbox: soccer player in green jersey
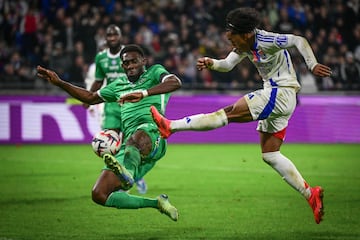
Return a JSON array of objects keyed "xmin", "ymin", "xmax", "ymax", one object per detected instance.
[
  {"xmin": 36, "ymin": 44, "xmax": 182, "ymax": 221},
  {"xmin": 87, "ymin": 24, "xmax": 126, "ymax": 130},
  {"xmin": 87, "ymin": 24, "xmax": 148, "ymax": 194}
]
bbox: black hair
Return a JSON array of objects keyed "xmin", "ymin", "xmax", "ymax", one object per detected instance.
[
  {"xmin": 120, "ymin": 44, "xmax": 145, "ymax": 58},
  {"xmin": 225, "ymin": 8, "xmax": 260, "ymax": 34},
  {"xmin": 106, "ymin": 24, "xmax": 121, "ymax": 36}
]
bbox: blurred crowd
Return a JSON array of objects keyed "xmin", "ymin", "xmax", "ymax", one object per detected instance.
[{"xmin": 1, "ymin": 0, "xmax": 360, "ymax": 95}]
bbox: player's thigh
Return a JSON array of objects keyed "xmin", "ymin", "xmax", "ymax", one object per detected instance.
[
  {"xmin": 244, "ymin": 88, "xmax": 277, "ymax": 121},
  {"xmin": 224, "ymin": 97, "xmax": 253, "ymax": 123},
  {"xmin": 129, "ymin": 123, "xmax": 166, "ymax": 180},
  {"xmin": 271, "ymin": 88, "xmax": 297, "ymax": 117},
  {"xmin": 126, "ymin": 129, "xmax": 152, "ymax": 156},
  {"xmin": 135, "ymin": 123, "xmax": 167, "ymax": 162},
  {"xmin": 225, "ymin": 88, "xmax": 280, "ymax": 123},
  {"xmin": 256, "ymin": 88, "xmax": 297, "ymax": 133}
]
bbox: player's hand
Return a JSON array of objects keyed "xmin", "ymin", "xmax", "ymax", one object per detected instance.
[
  {"xmin": 119, "ymin": 92, "xmax": 143, "ymax": 104},
  {"xmin": 196, "ymin": 57, "xmax": 213, "ymax": 71},
  {"xmin": 312, "ymin": 64, "xmax": 332, "ymax": 77},
  {"xmin": 36, "ymin": 65, "xmax": 62, "ymax": 85}
]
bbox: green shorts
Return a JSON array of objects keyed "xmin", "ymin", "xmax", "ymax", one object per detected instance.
[
  {"xmin": 103, "ymin": 122, "xmax": 167, "ymax": 181},
  {"xmin": 102, "ymin": 102, "xmax": 122, "ymax": 130}
]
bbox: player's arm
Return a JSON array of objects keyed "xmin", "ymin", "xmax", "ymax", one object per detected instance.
[
  {"xmin": 286, "ymin": 34, "xmax": 332, "ymax": 77},
  {"xmin": 83, "ymin": 64, "xmax": 103, "ymax": 108},
  {"xmin": 83, "ymin": 80, "xmax": 103, "ymax": 108},
  {"xmin": 37, "ymin": 65, "xmax": 104, "ymax": 105},
  {"xmin": 119, "ymin": 74, "xmax": 181, "ymax": 104},
  {"xmin": 147, "ymin": 74, "xmax": 182, "ymax": 96},
  {"xmin": 89, "ymin": 80, "xmax": 104, "ymax": 92},
  {"xmin": 196, "ymin": 51, "xmax": 242, "ymax": 72}
]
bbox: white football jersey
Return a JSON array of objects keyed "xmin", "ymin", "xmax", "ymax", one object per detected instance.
[{"xmin": 211, "ymin": 29, "xmax": 319, "ymax": 92}]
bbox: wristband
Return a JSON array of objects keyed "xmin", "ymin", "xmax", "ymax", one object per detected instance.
[{"xmin": 141, "ymin": 90, "xmax": 148, "ymax": 98}]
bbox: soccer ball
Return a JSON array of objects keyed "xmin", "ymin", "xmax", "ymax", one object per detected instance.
[{"xmin": 91, "ymin": 130, "xmax": 122, "ymax": 157}]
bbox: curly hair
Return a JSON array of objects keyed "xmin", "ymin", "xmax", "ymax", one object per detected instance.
[{"xmin": 225, "ymin": 8, "xmax": 261, "ymax": 34}]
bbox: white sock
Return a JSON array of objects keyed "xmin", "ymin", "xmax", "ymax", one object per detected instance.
[
  {"xmin": 262, "ymin": 151, "xmax": 311, "ymax": 199},
  {"xmin": 171, "ymin": 109, "xmax": 228, "ymax": 132}
]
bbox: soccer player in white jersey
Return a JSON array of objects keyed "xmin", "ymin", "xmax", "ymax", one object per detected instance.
[
  {"xmin": 84, "ymin": 43, "xmax": 107, "ymax": 130},
  {"xmin": 150, "ymin": 7, "xmax": 332, "ymax": 224}
]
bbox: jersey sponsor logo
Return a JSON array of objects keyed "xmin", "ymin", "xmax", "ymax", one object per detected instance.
[
  {"xmin": 275, "ymin": 36, "xmax": 288, "ymax": 47},
  {"xmin": 109, "ymin": 65, "xmax": 119, "ymax": 70},
  {"xmin": 106, "ymin": 72, "xmax": 126, "ymax": 79}
]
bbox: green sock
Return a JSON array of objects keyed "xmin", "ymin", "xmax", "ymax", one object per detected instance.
[
  {"xmin": 105, "ymin": 191, "xmax": 158, "ymax": 209},
  {"xmin": 124, "ymin": 145, "xmax": 141, "ymax": 176}
]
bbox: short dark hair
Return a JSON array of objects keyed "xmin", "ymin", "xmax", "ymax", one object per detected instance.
[
  {"xmin": 226, "ymin": 8, "xmax": 260, "ymax": 34},
  {"xmin": 106, "ymin": 24, "xmax": 121, "ymax": 36},
  {"xmin": 120, "ymin": 44, "xmax": 145, "ymax": 58}
]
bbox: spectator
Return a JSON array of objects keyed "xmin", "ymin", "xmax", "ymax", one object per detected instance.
[
  {"xmin": 341, "ymin": 52, "xmax": 360, "ymax": 90},
  {"xmin": 20, "ymin": 6, "xmax": 40, "ymax": 57},
  {"xmin": 49, "ymin": 42, "xmax": 71, "ymax": 81},
  {"xmin": 67, "ymin": 55, "xmax": 86, "ymax": 88},
  {"xmin": 0, "ymin": 0, "xmax": 359, "ymax": 94},
  {"xmin": 5, "ymin": 51, "xmax": 33, "ymax": 89}
]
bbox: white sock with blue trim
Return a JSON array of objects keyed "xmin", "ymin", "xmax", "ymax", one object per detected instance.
[{"xmin": 171, "ymin": 109, "xmax": 228, "ymax": 132}]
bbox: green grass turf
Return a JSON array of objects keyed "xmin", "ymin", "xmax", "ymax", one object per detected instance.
[{"xmin": 0, "ymin": 144, "xmax": 359, "ymax": 240}]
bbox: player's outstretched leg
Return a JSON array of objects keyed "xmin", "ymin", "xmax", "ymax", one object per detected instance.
[
  {"xmin": 150, "ymin": 106, "xmax": 172, "ymax": 138},
  {"xmin": 307, "ymin": 186, "xmax": 324, "ymax": 224},
  {"xmin": 103, "ymin": 154, "xmax": 134, "ymax": 190},
  {"xmin": 157, "ymin": 194, "xmax": 179, "ymax": 221}
]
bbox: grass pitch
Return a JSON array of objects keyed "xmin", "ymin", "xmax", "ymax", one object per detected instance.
[{"xmin": 0, "ymin": 144, "xmax": 359, "ymax": 240}]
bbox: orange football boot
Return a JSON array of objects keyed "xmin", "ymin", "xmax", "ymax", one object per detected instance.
[
  {"xmin": 150, "ymin": 106, "xmax": 172, "ymax": 138},
  {"xmin": 307, "ymin": 186, "xmax": 324, "ymax": 224}
]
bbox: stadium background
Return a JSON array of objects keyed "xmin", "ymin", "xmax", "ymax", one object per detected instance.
[
  {"xmin": 1, "ymin": 2, "xmax": 360, "ymax": 239},
  {"xmin": 0, "ymin": 0, "xmax": 359, "ymax": 144}
]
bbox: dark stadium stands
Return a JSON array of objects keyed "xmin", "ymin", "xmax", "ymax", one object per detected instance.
[{"xmin": 0, "ymin": 0, "xmax": 359, "ymax": 94}]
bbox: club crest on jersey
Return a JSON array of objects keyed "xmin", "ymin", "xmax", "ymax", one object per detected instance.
[
  {"xmin": 111, "ymin": 59, "xmax": 117, "ymax": 65},
  {"xmin": 275, "ymin": 36, "xmax": 288, "ymax": 47},
  {"xmin": 259, "ymin": 49, "xmax": 265, "ymax": 57},
  {"xmin": 252, "ymin": 49, "xmax": 266, "ymax": 62},
  {"xmin": 136, "ymin": 77, "xmax": 146, "ymax": 85}
]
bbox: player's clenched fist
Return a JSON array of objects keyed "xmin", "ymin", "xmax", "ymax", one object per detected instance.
[{"xmin": 196, "ymin": 57, "xmax": 213, "ymax": 71}]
